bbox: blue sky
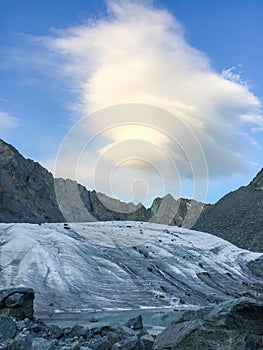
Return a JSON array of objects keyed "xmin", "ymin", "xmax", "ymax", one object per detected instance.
[{"xmin": 0, "ymin": 0, "xmax": 262, "ymax": 205}]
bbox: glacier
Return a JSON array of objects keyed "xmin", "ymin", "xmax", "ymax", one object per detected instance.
[{"xmin": 0, "ymin": 221, "xmax": 262, "ymax": 312}]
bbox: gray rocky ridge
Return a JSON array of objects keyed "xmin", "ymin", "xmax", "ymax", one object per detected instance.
[
  {"xmin": 193, "ymin": 167, "xmax": 263, "ymax": 252},
  {"xmin": 0, "ymin": 138, "xmax": 205, "ymax": 226},
  {"xmin": 0, "ymin": 138, "xmax": 262, "ymax": 251}
]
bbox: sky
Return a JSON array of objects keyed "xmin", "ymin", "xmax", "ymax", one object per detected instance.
[{"xmin": 0, "ymin": 0, "xmax": 262, "ymax": 206}]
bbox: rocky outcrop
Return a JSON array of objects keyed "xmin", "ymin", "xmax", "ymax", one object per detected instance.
[
  {"xmin": 150, "ymin": 194, "xmax": 209, "ymax": 228},
  {"xmin": 0, "ymin": 139, "xmax": 64, "ymax": 223},
  {"xmin": 0, "ymin": 138, "xmax": 205, "ymax": 226},
  {"xmin": 0, "ymin": 288, "xmax": 34, "ymax": 320},
  {"xmin": 1, "ymin": 138, "xmax": 261, "ymax": 251},
  {"xmin": 154, "ymin": 297, "xmax": 263, "ymax": 350},
  {"xmin": 55, "ymin": 177, "xmax": 151, "ymax": 223},
  {"xmin": 193, "ymin": 167, "xmax": 263, "ymax": 252}
]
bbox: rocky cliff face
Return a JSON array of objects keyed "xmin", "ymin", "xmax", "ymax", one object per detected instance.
[
  {"xmin": 0, "ymin": 139, "xmax": 64, "ymax": 223},
  {"xmin": 150, "ymin": 194, "xmax": 208, "ymax": 228},
  {"xmin": 1, "ymin": 139, "xmax": 261, "ymax": 252},
  {"xmin": 193, "ymin": 167, "xmax": 263, "ymax": 252},
  {"xmin": 0, "ymin": 139, "xmax": 205, "ymax": 226}
]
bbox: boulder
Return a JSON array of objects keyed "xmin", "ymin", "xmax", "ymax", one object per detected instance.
[
  {"xmin": 10, "ymin": 331, "xmax": 33, "ymax": 350},
  {"xmin": 0, "ymin": 288, "xmax": 34, "ymax": 320},
  {"xmin": 112, "ymin": 336, "xmax": 144, "ymax": 350},
  {"xmin": 68, "ymin": 324, "xmax": 89, "ymax": 339},
  {"xmin": 140, "ymin": 334, "xmax": 154, "ymax": 350},
  {"xmin": 0, "ymin": 316, "xmax": 17, "ymax": 340},
  {"xmin": 154, "ymin": 297, "xmax": 263, "ymax": 350},
  {"xmin": 124, "ymin": 315, "xmax": 143, "ymax": 330}
]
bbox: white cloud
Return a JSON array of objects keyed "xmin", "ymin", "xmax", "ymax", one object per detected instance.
[
  {"xmin": 0, "ymin": 111, "xmax": 18, "ymax": 136},
  {"xmin": 39, "ymin": 0, "xmax": 262, "ymax": 204}
]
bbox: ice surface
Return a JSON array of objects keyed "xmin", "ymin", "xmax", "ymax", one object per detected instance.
[{"xmin": 0, "ymin": 221, "xmax": 262, "ymax": 312}]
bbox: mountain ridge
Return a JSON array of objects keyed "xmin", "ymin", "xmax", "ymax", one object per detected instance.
[
  {"xmin": 0, "ymin": 138, "xmax": 262, "ymax": 252},
  {"xmin": 0, "ymin": 138, "xmax": 205, "ymax": 226},
  {"xmin": 193, "ymin": 168, "xmax": 263, "ymax": 252}
]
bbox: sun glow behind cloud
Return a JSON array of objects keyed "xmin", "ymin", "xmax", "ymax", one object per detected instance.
[{"xmin": 38, "ymin": 0, "xmax": 262, "ymax": 204}]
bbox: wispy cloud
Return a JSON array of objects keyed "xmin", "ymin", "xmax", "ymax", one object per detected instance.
[
  {"xmin": 37, "ymin": 0, "xmax": 262, "ymax": 202},
  {"xmin": 0, "ymin": 111, "xmax": 18, "ymax": 136}
]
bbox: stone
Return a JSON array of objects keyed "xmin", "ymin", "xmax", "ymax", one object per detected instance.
[
  {"xmin": 112, "ymin": 336, "xmax": 144, "ymax": 350},
  {"xmin": 88, "ymin": 335, "xmax": 112, "ymax": 350},
  {"xmin": 124, "ymin": 315, "xmax": 143, "ymax": 330},
  {"xmin": 68, "ymin": 325, "xmax": 88, "ymax": 339},
  {"xmin": 0, "ymin": 316, "xmax": 17, "ymax": 340},
  {"xmin": 5, "ymin": 293, "xmax": 25, "ymax": 308},
  {"xmin": 70, "ymin": 340, "xmax": 81, "ymax": 350},
  {"xmin": 0, "ymin": 288, "xmax": 34, "ymax": 320},
  {"xmin": 48, "ymin": 324, "xmax": 64, "ymax": 339},
  {"xmin": 153, "ymin": 297, "xmax": 263, "ymax": 350},
  {"xmin": 32, "ymin": 337, "xmax": 54, "ymax": 350},
  {"xmin": 10, "ymin": 331, "xmax": 33, "ymax": 350},
  {"xmin": 141, "ymin": 334, "xmax": 155, "ymax": 350}
]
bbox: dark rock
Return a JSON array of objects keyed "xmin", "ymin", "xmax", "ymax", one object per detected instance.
[
  {"xmin": 0, "ymin": 316, "xmax": 17, "ymax": 340},
  {"xmin": 0, "ymin": 288, "xmax": 34, "ymax": 320},
  {"xmin": 154, "ymin": 297, "xmax": 263, "ymax": 350},
  {"xmin": 193, "ymin": 167, "xmax": 263, "ymax": 252},
  {"xmin": 0, "ymin": 139, "xmax": 65, "ymax": 223},
  {"xmin": 5, "ymin": 293, "xmax": 25, "ymax": 308},
  {"xmin": 247, "ymin": 256, "xmax": 263, "ymax": 278},
  {"xmin": 113, "ymin": 325, "xmax": 135, "ymax": 338},
  {"xmin": 10, "ymin": 331, "xmax": 33, "ymax": 350},
  {"xmin": 48, "ymin": 324, "xmax": 64, "ymax": 339},
  {"xmin": 32, "ymin": 337, "xmax": 54, "ymax": 349},
  {"xmin": 112, "ymin": 336, "xmax": 144, "ymax": 350},
  {"xmin": 141, "ymin": 334, "xmax": 154, "ymax": 350},
  {"xmin": 88, "ymin": 335, "xmax": 112, "ymax": 350},
  {"xmin": 124, "ymin": 315, "xmax": 143, "ymax": 330},
  {"xmin": 68, "ymin": 325, "xmax": 88, "ymax": 339}
]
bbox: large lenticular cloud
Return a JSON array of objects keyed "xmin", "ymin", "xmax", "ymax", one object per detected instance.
[{"xmin": 41, "ymin": 0, "xmax": 262, "ymax": 203}]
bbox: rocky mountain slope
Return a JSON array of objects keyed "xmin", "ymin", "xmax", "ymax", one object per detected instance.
[
  {"xmin": 0, "ymin": 139, "xmax": 205, "ymax": 226},
  {"xmin": 0, "ymin": 221, "xmax": 262, "ymax": 312},
  {"xmin": 193, "ymin": 168, "xmax": 263, "ymax": 252},
  {"xmin": 0, "ymin": 139, "xmax": 64, "ymax": 223},
  {"xmin": 1, "ymin": 138, "xmax": 262, "ymax": 252}
]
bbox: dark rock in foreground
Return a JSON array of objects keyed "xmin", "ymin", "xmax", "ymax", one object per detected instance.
[
  {"xmin": 0, "ymin": 288, "xmax": 34, "ymax": 320},
  {"xmin": 154, "ymin": 297, "xmax": 263, "ymax": 350},
  {"xmin": 1, "ymin": 289, "xmax": 263, "ymax": 350}
]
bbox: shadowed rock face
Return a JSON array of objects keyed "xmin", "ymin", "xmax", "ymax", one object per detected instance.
[
  {"xmin": 153, "ymin": 298, "xmax": 263, "ymax": 350},
  {"xmin": 0, "ymin": 139, "xmax": 64, "ymax": 223},
  {"xmin": 193, "ymin": 167, "xmax": 263, "ymax": 252}
]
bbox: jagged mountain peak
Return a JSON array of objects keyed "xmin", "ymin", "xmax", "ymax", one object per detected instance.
[
  {"xmin": 249, "ymin": 167, "xmax": 263, "ymax": 190},
  {"xmin": 0, "ymin": 138, "xmax": 205, "ymax": 226}
]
